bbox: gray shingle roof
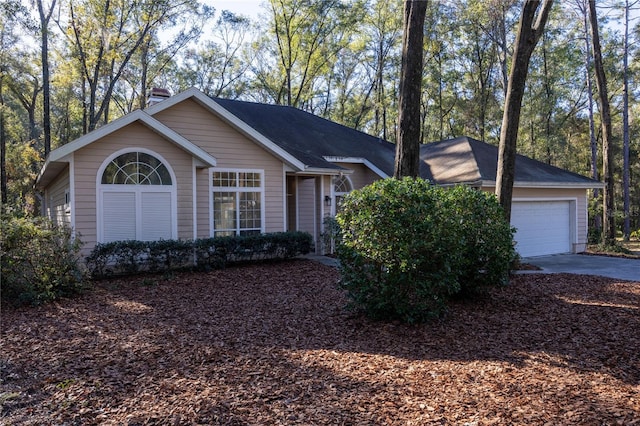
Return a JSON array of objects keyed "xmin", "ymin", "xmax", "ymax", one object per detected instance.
[
  {"xmin": 212, "ymin": 97, "xmax": 396, "ymax": 175},
  {"xmin": 212, "ymin": 97, "xmax": 598, "ymax": 187},
  {"xmin": 421, "ymin": 136, "xmax": 601, "ymax": 186}
]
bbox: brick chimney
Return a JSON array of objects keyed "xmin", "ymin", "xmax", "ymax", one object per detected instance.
[{"xmin": 146, "ymin": 88, "xmax": 171, "ymax": 107}]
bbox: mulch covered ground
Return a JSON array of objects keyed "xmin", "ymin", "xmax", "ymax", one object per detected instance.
[{"xmin": 1, "ymin": 260, "xmax": 639, "ymax": 425}]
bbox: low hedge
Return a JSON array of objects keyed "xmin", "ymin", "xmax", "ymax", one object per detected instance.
[{"xmin": 86, "ymin": 231, "xmax": 313, "ymax": 278}]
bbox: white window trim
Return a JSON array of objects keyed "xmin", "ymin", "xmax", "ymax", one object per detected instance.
[
  {"xmin": 209, "ymin": 168, "xmax": 265, "ymax": 236},
  {"xmin": 333, "ymin": 175, "xmax": 353, "ymax": 196},
  {"xmin": 192, "ymin": 158, "xmax": 198, "ymax": 240},
  {"xmin": 333, "ymin": 175, "xmax": 353, "ymax": 215},
  {"xmin": 96, "ymin": 148, "xmax": 178, "ymax": 243}
]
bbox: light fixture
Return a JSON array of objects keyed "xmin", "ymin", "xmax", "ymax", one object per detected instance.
[{"xmin": 324, "ymin": 195, "xmax": 332, "ymax": 207}]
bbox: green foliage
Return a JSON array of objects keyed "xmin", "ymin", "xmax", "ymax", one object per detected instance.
[
  {"xmin": 320, "ymin": 216, "xmax": 341, "ymax": 255},
  {"xmin": 588, "ymin": 194, "xmax": 603, "ymax": 244},
  {"xmin": 86, "ymin": 231, "xmax": 313, "ymax": 279},
  {"xmin": 443, "ymin": 186, "xmax": 517, "ymax": 295},
  {"xmin": 336, "ymin": 178, "xmax": 459, "ymax": 322},
  {"xmin": 336, "ymin": 178, "xmax": 515, "ymax": 323},
  {"xmin": 0, "ymin": 215, "xmax": 86, "ymax": 306},
  {"xmin": 589, "ymin": 241, "xmax": 632, "ymax": 255}
]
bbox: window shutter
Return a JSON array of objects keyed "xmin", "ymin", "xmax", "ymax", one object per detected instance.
[
  {"xmin": 141, "ymin": 192, "xmax": 172, "ymax": 241},
  {"xmin": 103, "ymin": 192, "xmax": 136, "ymax": 242}
]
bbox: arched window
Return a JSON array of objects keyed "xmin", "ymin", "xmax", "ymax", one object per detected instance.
[
  {"xmin": 333, "ymin": 175, "xmax": 353, "ymax": 211},
  {"xmin": 98, "ymin": 150, "xmax": 176, "ymax": 243},
  {"xmin": 334, "ymin": 175, "xmax": 353, "ymax": 194},
  {"xmin": 101, "ymin": 152, "xmax": 172, "ymax": 185}
]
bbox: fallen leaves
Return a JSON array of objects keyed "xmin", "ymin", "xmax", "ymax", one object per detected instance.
[{"xmin": 1, "ymin": 260, "xmax": 639, "ymax": 425}]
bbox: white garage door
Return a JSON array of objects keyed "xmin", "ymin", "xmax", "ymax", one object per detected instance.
[{"xmin": 511, "ymin": 201, "xmax": 571, "ymax": 257}]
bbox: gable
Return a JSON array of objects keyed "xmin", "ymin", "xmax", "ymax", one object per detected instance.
[
  {"xmin": 36, "ymin": 110, "xmax": 216, "ymax": 189},
  {"xmin": 147, "ymin": 89, "xmax": 308, "ymax": 172},
  {"xmin": 151, "ymin": 98, "xmax": 291, "ymax": 171}
]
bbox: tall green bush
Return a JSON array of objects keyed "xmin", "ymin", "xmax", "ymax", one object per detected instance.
[
  {"xmin": 336, "ymin": 177, "xmax": 515, "ymax": 323},
  {"xmin": 443, "ymin": 185, "xmax": 516, "ymax": 295},
  {"xmin": 1, "ymin": 215, "xmax": 86, "ymax": 305},
  {"xmin": 336, "ymin": 178, "xmax": 463, "ymax": 322}
]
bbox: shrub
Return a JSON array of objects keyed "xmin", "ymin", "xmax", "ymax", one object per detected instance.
[
  {"xmin": 336, "ymin": 178, "xmax": 463, "ymax": 323},
  {"xmin": 336, "ymin": 178, "xmax": 515, "ymax": 323},
  {"xmin": 86, "ymin": 231, "xmax": 313, "ymax": 278},
  {"xmin": 320, "ymin": 216, "xmax": 341, "ymax": 255},
  {"xmin": 443, "ymin": 186, "xmax": 516, "ymax": 295},
  {"xmin": 1, "ymin": 215, "xmax": 86, "ymax": 305}
]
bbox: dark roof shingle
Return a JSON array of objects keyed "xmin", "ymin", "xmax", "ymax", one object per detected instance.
[
  {"xmin": 420, "ymin": 137, "xmax": 600, "ymax": 186},
  {"xmin": 212, "ymin": 98, "xmax": 599, "ymax": 187},
  {"xmin": 213, "ymin": 98, "xmax": 396, "ymax": 175}
]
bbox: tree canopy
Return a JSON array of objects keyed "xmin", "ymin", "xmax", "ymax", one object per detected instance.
[{"xmin": 1, "ymin": 0, "xmax": 639, "ymax": 239}]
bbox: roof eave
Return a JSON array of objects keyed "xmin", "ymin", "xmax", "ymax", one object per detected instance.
[
  {"xmin": 323, "ymin": 156, "xmax": 390, "ymax": 179},
  {"xmin": 293, "ymin": 167, "xmax": 354, "ymax": 176},
  {"xmin": 480, "ymin": 180, "xmax": 604, "ymax": 189},
  {"xmin": 35, "ymin": 158, "xmax": 70, "ymax": 189},
  {"xmin": 435, "ymin": 180, "xmax": 484, "ymax": 188}
]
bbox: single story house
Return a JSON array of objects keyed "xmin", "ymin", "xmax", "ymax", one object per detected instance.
[{"xmin": 36, "ymin": 87, "xmax": 602, "ymax": 258}]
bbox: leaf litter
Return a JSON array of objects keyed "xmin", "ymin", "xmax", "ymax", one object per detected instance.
[{"xmin": 1, "ymin": 260, "xmax": 638, "ymax": 425}]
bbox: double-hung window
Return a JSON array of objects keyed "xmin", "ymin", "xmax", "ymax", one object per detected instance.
[{"xmin": 212, "ymin": 170, "xmax": 264, "ymax": 237}]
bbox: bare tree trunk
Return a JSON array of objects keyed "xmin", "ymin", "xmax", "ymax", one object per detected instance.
[
  {"xmin": 622, "ymin": 0, "xmax": 634, "ymax": 240},
  {"xmin": 140, "ymin": 41, "xmax": 149, "ymax": 110},
  {"xmin": 0, "ymin": 82, "xmax": 7, "ymax": 207},
  {"xmin": 394, "ymin": 0, "xmax": 428, "ymax": 178},
  {"xmin": 588, "ymin": 0, "xmax": 616, "ymax": 245},
  {"xmin": 8, "ymin": 79, "xmax": 41, "ymax": 142},
  {"xmin": 37, "ymin": 0, "xmax": 56, "ymax": 157},
  {"xmin": 496, "ymin": 0, "xmax": 553, "ymax": 220},
  {"xmin": 577, "ymin": 0, "xmax": 601, "ymax": 233}
]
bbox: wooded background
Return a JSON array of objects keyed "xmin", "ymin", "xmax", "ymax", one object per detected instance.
[{"xmin": 1, "ymin": 0, "xmax": 638, "ymax": 239}]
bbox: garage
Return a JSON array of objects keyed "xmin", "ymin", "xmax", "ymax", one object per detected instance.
[{"xmin": 511, "ymin": 200, "xmax": 572, "ymax": 258}]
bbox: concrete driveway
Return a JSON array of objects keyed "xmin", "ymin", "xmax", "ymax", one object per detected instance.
[{"xmin": 522, "ymin": 254, "xmax": 639, "ymax": 281}]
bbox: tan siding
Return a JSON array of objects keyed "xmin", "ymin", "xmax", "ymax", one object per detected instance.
[
  {"xmin": 334, "ymin": 162, "xmax": 380, "ymax": 190},
  {"xmin": 154, "ymin": 99, "xmax": 285, "ymax": 234},
  {"xmin": 73, "ymin": 122, "xmax": 194, "ymax": 255},
  {"xmin": 47, "ymin": 167, "xmax": 71, "ymax": 228}
]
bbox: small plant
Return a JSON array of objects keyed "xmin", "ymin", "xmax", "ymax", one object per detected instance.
[
  {"xmin": 56, "ymin": 378, "xmax": 76, "ymax": 390},
  {"xmin": 320, "ymin": 216, "xmax": 341, "ymax": 255}
]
